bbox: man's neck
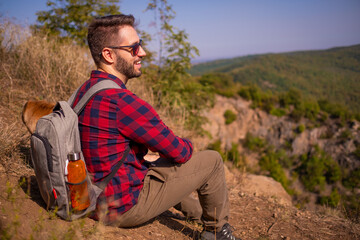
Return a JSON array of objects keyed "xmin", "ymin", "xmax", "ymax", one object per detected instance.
[{"xmin": 97, "ymin": 66, "xmax": 128, "ymax": 85}]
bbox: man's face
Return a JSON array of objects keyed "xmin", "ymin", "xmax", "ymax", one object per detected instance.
[
  {"xmin": 115, "ymin": 51, "xmax": 141, "ymax": 79},
  {"xmin": 113, "ymin": 26, "xmax": 146, "ymax": 80}
]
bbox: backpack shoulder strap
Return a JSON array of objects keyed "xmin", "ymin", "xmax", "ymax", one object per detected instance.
[
  {"xmin": 67, "ymin": 79, "xmax": 129, "ymax": 190},
  {"xmin": 68, "ymin": 80, "xmax": 122, "ymax": 115}
]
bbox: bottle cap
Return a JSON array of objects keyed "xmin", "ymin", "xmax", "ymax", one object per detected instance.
[{"xmin": 68, "ymin": 152, "xmax": 81, "ymax": 161}]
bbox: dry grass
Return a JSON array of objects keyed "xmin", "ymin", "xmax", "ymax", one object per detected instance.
[
  {"xmin": 0, "ymin": 20, "xmax": 90, "ymax": 176},
  {"xmin": 0, "ymin": 20, "xmax": 92, "ymax": 104}
]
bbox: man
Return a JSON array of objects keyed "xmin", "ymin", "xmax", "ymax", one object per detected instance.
[{"xmin": 72, "ymin": 14, "xmax": 240, "ymax": 240}]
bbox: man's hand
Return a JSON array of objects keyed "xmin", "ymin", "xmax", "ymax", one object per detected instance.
[{"xmin": 144, "ymin": 152, "xmax": 160, "ymax": 162}]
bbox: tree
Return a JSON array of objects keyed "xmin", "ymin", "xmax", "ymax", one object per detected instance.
[
  {"xmin": 33, "ymin": 0, "xmax": 121, "ymax": 45},
  {"xmin": 145, "ymin": 0, "xmax": 212, "ymax": 132},
  {"xmin": 145, "ymin": 0, "xmax": 199, "ymax": 69}
]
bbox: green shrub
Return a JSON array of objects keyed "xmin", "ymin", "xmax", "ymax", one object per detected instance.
[
  {"xmin": 289, "ymin": 100, "xmax": 320, "ymax": 122},
  {"xmin": 343, "ymin": 168, "xmax": 360, "ymax": 189},
  {"xmin": 238, "ymin": 84, "xmax": 257, "ymax": 101},
  {"xmin": 238, "ymin": 84, "xmax": 278, "ymax": 113},
  {"xmin": 217, "ymin": 88, "xmax": 239, "ymax": 98},
  {"xmin": 297, "ymin": 146, "xmax": 342, "ymax": 192},
  {"xmin": 318, "ymin": 99, "xmax": 352, "ymax": 121},
  {"xmin": 238, "ymin": 84, "xmax": 263, "ymax": 107},
  {"xmin": 318, "ymin": 111, "xmax": 329, "ymax": 122},
  {"xmin": 289, "ymin": 108, "xmax": 304, "ymax": 122},
  {"xmin": 207, "ymin": 140, "xmax": 246, "ymax": 169},
  {"xmin": 181, "ymin": 80, "xmax": 215, "ymax": 132},
  {"xmin": 259, "ymin": 148, "xmax": 292, "ymax": 194},
  {"xmin": 319, "ymin": 188, "xmax": 341, "ymax": 208},
  {"xmin": 303, "ymin": 100, "xmax": 320, "ymax": 121},
  {"xmin": 276, "ymin": 148, "xmax": 293, "ymax": 168},
  {"xmin": 260, "ymin": 93, "xmax": 278, "ymax": 113},
  {"xmin": 270, "ymin": 107, "xmax": 287, "ymax": 117},
  {"xmin": 149, "ymin": 67, "xmax": 214, "ymax": 134},
  {"xmin": 207, "ymin": 139, "xmax": 222, "ymax": 153},
  {"xmin": 325, "ymin": 159, "xmax": 342, "ymax": 184},
  {"xmin": 299, "ymin": 153, "xmax": 326, "ymax": 192},
  {"xmin": 224, "ymin": 110, "xmax": 237, "ymax": 125},
  {"xmin": 355, "ymin": 113, "xmax": 360, "ymax": 122},
  {"xmin": 198, "ymin": 72, "xmax": 236, "ymax": 97},
  {"xmin": 227, "ymin": 142, "xmax": 245, "ymax": 168},
  {"xmin": 243, "ymin": 133, "xmax": 266, "ymax": 152},
  {"xmin": 296, "ymin": 124, "xmax": 306, "ymax": 134},
  {"xmin": 279, "ymin": 88, "xmax": 302, "ymax": 109}
]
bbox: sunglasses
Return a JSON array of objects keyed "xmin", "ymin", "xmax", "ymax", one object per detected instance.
[{"xmin": 107, "ymin": 39, "xmax": 143, "ymax": 56}]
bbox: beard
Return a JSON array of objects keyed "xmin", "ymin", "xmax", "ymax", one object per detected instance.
[{"xmin": 115, "ymin": 54, "xmax": 142, "ymax": 80}]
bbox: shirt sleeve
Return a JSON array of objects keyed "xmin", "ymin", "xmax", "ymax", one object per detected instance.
[{"xmin": 116, "ymin": 90, "xmax": 193, "ymax": 164}]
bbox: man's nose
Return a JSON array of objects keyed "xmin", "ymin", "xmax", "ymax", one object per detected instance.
[{"xmin": 138, "ymin": 46, "xmax": 146, "ymax": 57}]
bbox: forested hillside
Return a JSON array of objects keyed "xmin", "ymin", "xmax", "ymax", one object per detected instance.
[{"xmin": 190, "ymin": 44, "xmax": 360, "ymax": 114}]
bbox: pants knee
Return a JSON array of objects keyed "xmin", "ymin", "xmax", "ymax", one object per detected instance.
[{"xmin": 202, "ymin": 150, "xmax": 224, "ymax": 170}]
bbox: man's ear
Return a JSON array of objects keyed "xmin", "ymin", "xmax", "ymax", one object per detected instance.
[{"xmin": 101, "ymin": 48, "xmax": 115, "ymax": 64}]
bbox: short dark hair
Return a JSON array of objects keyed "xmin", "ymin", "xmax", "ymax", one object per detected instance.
[{"xmin": 87, "ymin": 14, "xmax": 135, "ymax": 66}]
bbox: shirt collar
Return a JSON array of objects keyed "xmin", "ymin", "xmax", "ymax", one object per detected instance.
[{"xmin": 90, "ymin": 70, "xmax": 127, "ymax": 89}]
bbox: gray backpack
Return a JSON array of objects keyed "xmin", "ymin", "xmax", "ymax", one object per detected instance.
[{"xmin": 30, "ymin": 80, "xmax": 129, "ymax": 220}]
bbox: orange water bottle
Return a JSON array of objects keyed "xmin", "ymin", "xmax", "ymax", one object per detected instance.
[{"xmin": 66, "ymin": 152, "xmax": 90, "ymax": 212}]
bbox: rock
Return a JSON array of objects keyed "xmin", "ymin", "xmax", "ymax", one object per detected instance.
[
  {"xmin": 224, "ymin": 164, "xmax": 239, "ymax": 187},
  {"xmin": 239, "ymin": 174, "xmax": 292, "ymax": 206}
]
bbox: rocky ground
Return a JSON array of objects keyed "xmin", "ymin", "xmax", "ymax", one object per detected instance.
[{"xmin": 1, "ymin": 161, "xmax": 359, "ymax": 240}]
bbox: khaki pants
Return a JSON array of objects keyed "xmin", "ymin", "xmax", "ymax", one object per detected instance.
[{"xmin": 113, "ymin": 150, "xmax": 229, "ymax": 231}]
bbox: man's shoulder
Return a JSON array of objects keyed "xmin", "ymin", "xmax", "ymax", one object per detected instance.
[
  {"xmin": 85, "ymin": 77, "xmax": 152, "ymax": 108},
  {"xmin": 95, "ymin": 87, "xmax": 152, "ymax": 108},
  {"xmin": 96, "ymin": 87, "xmax": 135, "ymax": 99}
]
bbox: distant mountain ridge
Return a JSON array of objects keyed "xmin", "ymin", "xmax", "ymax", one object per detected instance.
[{"xmin": 190, "ymin": 44, "xmax": 360, "ymax": 113}]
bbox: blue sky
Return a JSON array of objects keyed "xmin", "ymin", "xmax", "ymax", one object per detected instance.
[{"xmin": 1, "ymin": 0, "xmax": 360, "ymax": 62}]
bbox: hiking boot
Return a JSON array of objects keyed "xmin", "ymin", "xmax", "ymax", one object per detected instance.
[{"xmin": 200, "ymin": 223, "xmax": 241, "ymax": 240}]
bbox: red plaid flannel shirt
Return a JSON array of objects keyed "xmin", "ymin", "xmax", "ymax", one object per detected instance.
[{"xmin": 72, "ymin": 70, "xmax": 193, "ymax": 221}]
